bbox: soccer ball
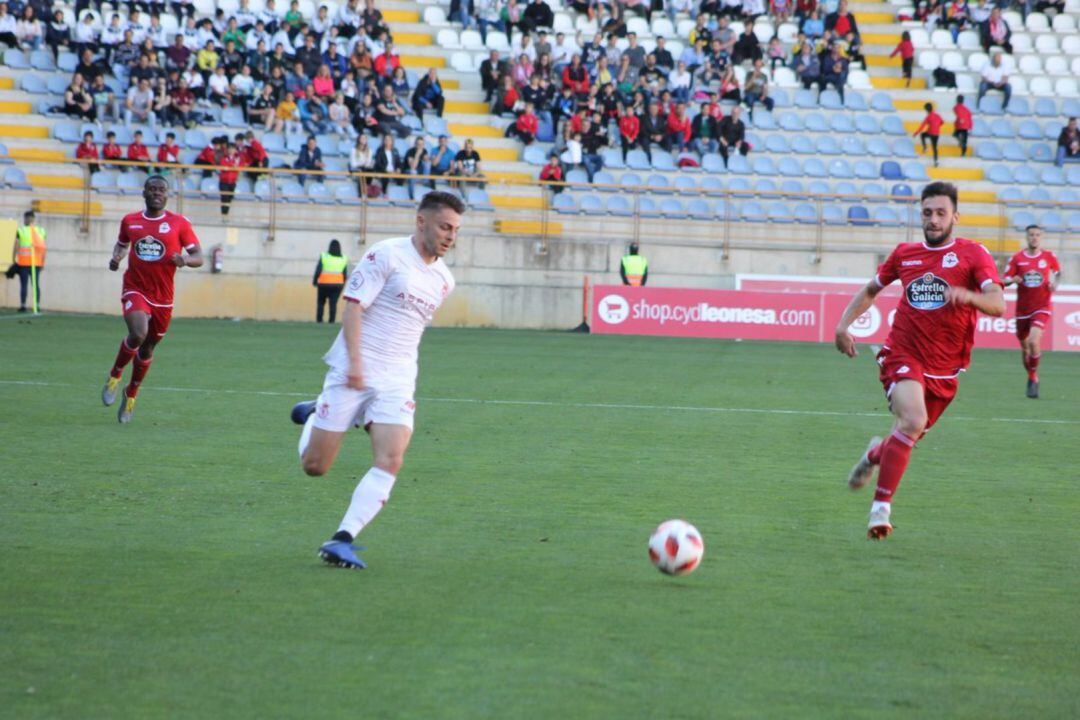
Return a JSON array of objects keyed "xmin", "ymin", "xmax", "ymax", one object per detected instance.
[{"xmin": 648, "ymin": 520, "xmax": 704, "ymax": 576}]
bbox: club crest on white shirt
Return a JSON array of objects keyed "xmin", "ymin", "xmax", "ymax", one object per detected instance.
[{"xmin": 942, "ymin": 251, "xmax": 959, "ymax": 269}]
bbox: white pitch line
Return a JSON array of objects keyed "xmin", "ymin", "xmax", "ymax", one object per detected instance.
[{"xmin": 1, "ymin": 379, "xmax": 1077, "ymax": 426}]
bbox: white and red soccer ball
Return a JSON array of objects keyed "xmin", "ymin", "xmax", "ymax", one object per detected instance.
[{"xmin": 648, "ymin": 520, "xmax": 704, "ymax": 576}]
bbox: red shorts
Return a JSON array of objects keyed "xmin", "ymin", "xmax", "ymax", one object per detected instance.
[
  {"xmin": 876, "ymin": 348, "xmax": 959, "ymax": 434},
  {"xmin": 122, "ymin": 290, "xmax": 173, "ymax": 343},
  {"xmin": 1015, "ymin": 310, "xmax": 1050, "ymax": 341}
]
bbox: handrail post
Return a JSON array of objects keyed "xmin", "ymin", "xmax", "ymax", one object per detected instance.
[
  {"xmin": 814, "ymin": 195, "xmax": 823, "ymax": 263},
  {"xmin": 267, "ymin": 169, "xmax": 276, "ymax": 242},
  {"xmin": 80, "ymin": 160, "xmax": 91, "ymax": 236}
]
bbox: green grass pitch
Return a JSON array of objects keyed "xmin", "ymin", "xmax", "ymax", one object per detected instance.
[{"xmin": 1, "ymin": 314, "xmax": 1077, "ymax": 719}]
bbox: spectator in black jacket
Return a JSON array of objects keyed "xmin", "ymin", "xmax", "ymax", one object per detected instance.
[
  {"xmin": 479, "ymin": 50, "xmax": 508, "ymax": 103},
  {"xmin": 411, "ymin": 68, "xmax": 445, "ymax": 118},
  {"xmin": 373, "ymin": 133, "xmax": 403, "ymax": 192},
  {"xmin": 691, "ymin": 101, "xmax": 718, "ymax": 154},
  {"xmin": 295, "ymin": 33, "xmax": 323, "ymax": 76},
  {"xmin": 718, "ymin": 105, "xmax": 749, "ymax": 167},
  {"xmin": 824, "ymin": 0, "xmax": 860, "ymax": 41},
  {"xmin": 524, "ymin": 0, "xmax": 554, "ymax": 30},
  {"xmin": 979, "ymin": 7, "xmax": 1012, "ymax": 54},
  {"xmin": 732, "ymin": 21, "xmax": 762, "ymax": 64},
  {"xmin": 294, "ymin": 135, "xmax": 325, "ymax": 185}
]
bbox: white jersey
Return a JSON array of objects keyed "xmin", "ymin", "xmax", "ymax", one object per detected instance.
[{"xmin": 323, "ymin": 236, "xmax": 454, "ymax": 380}]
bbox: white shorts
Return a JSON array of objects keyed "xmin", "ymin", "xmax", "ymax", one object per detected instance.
[{"xmin": 311, "ymin": 368, "xmax": 416, "ymax": 432}]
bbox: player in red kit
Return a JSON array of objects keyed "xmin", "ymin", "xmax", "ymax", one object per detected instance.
[
  {"xmin": 834, "ymin": 182, "xmax": 1005, "ymax": 539},
  {"xmin": 1003, "ymin": 224, "xmax": 1061, "ymax": 398},
  {"xmin": 102, "ymin": 175, "xmax": 203, "ymax": 423}
]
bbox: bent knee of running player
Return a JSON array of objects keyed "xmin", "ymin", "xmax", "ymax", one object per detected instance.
[
  {"xmin": 889, "ymin": 380, "xmax": 929, "ymax": 438},
  {"xmin": 369, "ymin": 424, "xmax": 411, "ymax": 475}
]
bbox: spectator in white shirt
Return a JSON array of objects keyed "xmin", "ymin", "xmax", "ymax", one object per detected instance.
[
  {"xmin": 179, "ymin": 17, "xmax": 201, "ymax": 51},
  {"xmin": 73, "ymin": 12, "xmax": 97, "ymax": 54},
  {"xmin": 258, "ymin": 0, "xmax": 280, "ymax": 33},
  {"xmin": 234, "ymin": 0, "xmax": 258, "ymax": 31},
  {"xmin": 99, "ymin": 14, "xmax": 125, "ymax": 54},
  {"xmin": 146, "ymin": 14, "xmax": 167, "ymax": 50},
  {"xmin": 126, "ymin": 10, "xmax": 147, "ymax": 45},
  {"xmin": 16, "ymin": 6, "xmax": 43, "ymax": 50},
  {"xmin": 270, "ymin": 24, "xmax": 295, "ymax": 55},
  {"xmin": 977, "ymin": 52, "xmax": 1011, "ymax": 107},
  {"xmin": 246, "ymin": 22, "xmax": 270, "ymax": 52}
]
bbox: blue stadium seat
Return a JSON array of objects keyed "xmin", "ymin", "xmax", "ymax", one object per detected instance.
[
  {"xmin": 646, "ymin": 173, "xmax": 671, "ymax": 192},
  {"xmin": 307, "ymin": 182, "xmax": 335, "ymax": 204},
  {"xmin": 728, "ymin": 177, "xmax": 753, "ymax": 197},
  {"xmin": 971, "ymin": 117, "xmax": 992, "ymax": 138},
  {"xmin": 651, "ymin": 150, "xmax": 677, "ymax": 171},
  {"xmin": 672, "ymin": 175, "xmax": 697, "ymax": 193},
  {"xmin": 872, "ymin": 207, "xmax": 902, "ymax": 226},
  {"xmin": 754, "ymin": 178, "xmax": 778, "ymax": 194},
  {"xmin": 1058, "ymin": 188, "xmax": 1080, "ymax": 203},
  {"xmin": 855, "ymin": 115, "xmax": 881, "ymax": 134},
  {"xmin": 790, "ymin": 134, "xmax": 815, "ymax": 154},
  {"xmin": 551, "ymin": 192, "xmax": 577, "ymax": 213},
  {"xmin": 847, "ymin": 205, "xmax": 871, "ymax": 225},
  {"xmin": 880, "ymin": 161, "xmax": 903, "ymax": 180},
  {"xmin": 821, "ymin": 204, "xmax": 845, "ymax": 225},
  {"xmin": 676, "ymin": 152, "xmax": 701, "ymax": 171},
  {"xmin": 1044, "ymin": 121, "xmax": 1063, "ymax": 141},
  {"xmin": 752, "ymin": 157, "xmax": 778, "ymax": 175},
  {"xmin": 1029, "ymin": 143, "xmax": 1053, "ymax": 163},
  {"xmin": 865, "ymin": 137, "xmax": 891, "ymax": 157},
  {"xmin": 592, "ymin": 170, "xmax": 616, "ymax": 189},
  {"xmin": 222, "ymin": 107, "xmax": 246, "ymax": 127},
  {"xmin": 794, "ymin": 89, "xmax": 817, "ymax": 109},
  {"xmin": 1003, "ymin": 142, "xmax": 1026, "ymax": 161},
  {"xmin": 606, "ymin": 194, "xmax": 632, "ymax": 216},
  {"xmin": 1067, "ymin": 212, "xmax": 1080, "ymax": 232},
  {"xmin": 46, "ymin": 75, "xmax": 68, "ymax": 95},
  {"xmin": 892, "ymin": 138, "xmax": 918, "ymax": 159},
  {"xmin": 1063, "ymin": 99, "xmax": 1080, "ymax": 118},
  {"xmin": 118, "ymin": 172, "xmax": 148, "ymax": 194},
  {"xmin": 253, "ymin": 179, "xmax": 273, "ymax": 201},
  {"xmin": 819, "ymin": 90, "xmax": 844, "ymax": 110},
  {"xmin": 779, "ymin": 111, "xmax": 803, "ymax": 131},
  {"xmin": 987, "ymin": 165, "xmax": 1014, "ymax": 184},
  {"xmin": 19, "ymin": 73, "xmax": 47, "ymax": 94},
  {"xmin": 701, "ymin": 153, "xmax": 725, "ymax": 173},
  {"xmin": 816, "ymin": 136, "xmax": 841, "ymax": 155},
  {"xmin": 767, "ymin": 202, "xmax": 794, "ymax": 223},
  {"xmin": 1041, "ymin": 212, "xmax": 1064, "ymax": 233},
  {"xmin": 870, "ymin": 92, "xmax": 895, "ymax": 112},
  {"xmin": 523, "ymin": 145, "xmax": 546, "ymax": 165},
  {"xmin": 659, "ymin": 197, "xmax": 685, "ymax": 217},
  {"xmin": 793, "ymin": 203, "xmax": 817, "ymax": 223},
  {"xmin": 334, "ymin": 184, "xmax": 361, "ymax": 205},
  {"xmin": 565, "ymin": 168, "xmax": 589, "ymax": 185},
  {"xmin": 844, "ymin": 92, "xmax": 869, "ymax": 112},
  {"xmin": 854, "ymin": 160, "xmax": 878, "ymax": 180},
  {"xmin": 185, "ymin": 129, "xmax": 208, "ymax": 149},
  {"xmin": 1028, "ymin": 187, "xmax": 1052, "ymax": 202},
  {"xmin": 625, "ymin": 149, "xmax": 651, "ymax": 170},
  {"xmin": 778, "ymin": 157, "xmax": 802, "ymax": 177},
  {"xmin": 804, "ymin": 113, "xmax": 828, "ymax": 133},
  {"xmin": 109, "ymin": 126, "xmax": 133, "ymax": 145},
  {"xmin": 600, "ymin": 147, "xmax": 625, "ymax": 170},
  {"xmin": 423, "ymin": 116, "xmax": 448, "ymax": 137},
  {"xmin": 990, "ymin": 119, "xmax": 1015, "ymax": 139},
  {"xmin": 261, "ymin": 133, "xmax": 286, "ymax": 153},
  {"xmin": 902, "ymin": 162, "xmax": 929, "ymax": 181},
  {"xmin": 728, "ymin": 154, "xmax": 751, "ymax": 174},
  {"xmin": 771, "ymin": 89, "xmax": 792, "ymax": 108},
  {"xmin": 713, "ymin": 199, "xmax": 731, "ymax": 219},
  {"xmin": 315, "ymin": 135, "xmax": 339, "ymax": 158},
  {"xmin": 57, "ymin": 53, "xmax": 78, "ymax": 73},
  {"xmin": 91, "ymin": 171, "xmax": 119, "ymax": 193},
  {"xmin": 834, "ymin": 181, "xmax": 857, "ymax": 197},
  {"xmin": 1013, "ymin": 165, "xmax": 1038, "ymax": 184},
  {"xmin": 1006, "ymin": 98, "xmax": 1031, "ymax": 117},
  {"xmin": 54, "ymin": 121, "xmax": 81, "ymax": 143},
  {"xmin": 536, "ymin": 119, "xmax": 555, "ymax": 143},
  {"xmin": 1041, "ymin": 167, "xmax": 1066, "ymax": 186},
  {"xmin": 619, "ymin": 171, "xmax": 643, "ymax": 188},
  {"xmin": 803, "ymin": 158, "xmax": 827, "ymax": 177},
  {"xmin": 997, "ymin": 186, "xmax": 1023, "ymax": 203},
  {"xmin": 891, "ymin": 183, "xmax": 913, "ymax": 198},
  {"xmin": 686, "ymin": 198, "xmax": 712, "ymax": 219},
  {"xmin": 780, "ymin": 179, "xmax": 805, "ymax": 197},
  {"xmin": 831, "ymin": 115, "xmax": 855, "ymax": 134},
  {"xmin": 753, "ymin": 111, "xmax": 777, "ymax": 130},
  {"xmin": 580, "ymin": 193, "xmax": 604, "ymax": 213},
  {"xmin": 4, "ymin": 49, "xmax": 29, "ymax": 69},
  {"xmin": 700, "ymin": 175, "xmax": 724, "ymax": 193},
  {"xmin": 808, "ymin": 180, "xmax": 830, "ymax": 195},
  {"xmin": 976, "ymin": 141, "xmax": 1003, "ymax": 161},
  {"xmin": 29, "ymin": 50, "xmax": 55, "ymax": 71},
  {"xmin": 1033, "ymin": 98, "xmax": 1058, "ymax": 117},
  {"xmin": 765, "ymin": 135, "xmax": 790, "ymax": 153},
  {"xmin": 881, "ymin": 116, "xmax": 906, "ymax": 136},
  {"xmin": 741, "ymin": 201, "xmax": 766, "ymax": 221},
  {"xmin": 1010, "ymin": 210, "xmax": 1037, "ymax": 229},
  {"xmin": 978, "ymin": 96, "xmax": 1004, "ymax": 116},
  {"xmin": 638, "ymin": 196, "xmax": 660, "ymax": 217}
]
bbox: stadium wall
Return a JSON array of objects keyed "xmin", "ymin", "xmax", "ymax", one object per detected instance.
[{"xmin": 4, "ymin": 215, "xmax": 1067, "ymax": 328}]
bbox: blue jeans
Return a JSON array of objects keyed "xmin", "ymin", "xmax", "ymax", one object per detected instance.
[
  {"xmin": 977, "ymin": 80, "xmax": 1011, "ymax": 108},
  {"xmin": 16, "ymin": 265, "xmax": 41, "ymax": 308},
  {"xmin": 582, "ymin": 153, "xmax": 603, "ymax": 182},
  {"xmin": 407, "ymin": 161, "xmax": 431, "ymax": 197},
  {"xmin": 477, "ymin": 18, "xmax": 505, "ymax": 43}
]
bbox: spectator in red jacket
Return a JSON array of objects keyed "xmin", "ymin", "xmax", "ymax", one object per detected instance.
[
  {"xmin": 617, "ymin": 104, "xmax": 642, "ymax": 162},
  {"xmin": 373, "ymin": 42, "xmax": 400, "ymax": 79},
  {"xmin": 953, "ymin": 95, "xmax": 973, "ymax": 157},
  {"xmin": 76, "ymin": 130, "xmax": 100, "ymax": 174},
  {"xmin": 561, "ymin": 54, "xmax": 590, "ymax": 98},
  {"xmin": 195, "ymin": 136, "xmax": 224, "ymax": 177},
  {"xmin": 665, "ymin": 102, "xmax": 692, "ymax": 152},
  {"xmin": 126, "ymin": 131, "xmax": 151, "ymax": 168},
  {"xmin": 539, "ymin": 153, "xmax": 563, "ymax": 193},
  {"xmin": 239, "ymin": 130, "xmax": 269, "ymax": 181},
  {"xmin": 102, "ymin": 131, "xmax": 123, "ymax": 170},
  {"xmin": 914, "ymin": 101, "xmax": 944, "ymax": 166},
  {"xmin": 506, "ymin": 102, "xmax": 539, "ymax": 144},
  {"xmin": 156, "ymin": 132, "xmax": 180, "ymax": 171},
  {"xmin": 218, "ymin": 142, "xmax": 246, "ymax": 217},
  {"xmin": 890, "ymin": 31, "xmax": 915, "ymax": 87}
]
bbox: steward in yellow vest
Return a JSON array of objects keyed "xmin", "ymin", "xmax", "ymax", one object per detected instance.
[
  {"xmin": 12, "ymin": 210, "xmax": 46, "ymax": 312},
  {"xmin": 620, "ymin": 242, "xmax": 648, "ymax": 286},
  {"xmin": 313, "ymin": 239, "xmax": 349, "ymax": 323}
]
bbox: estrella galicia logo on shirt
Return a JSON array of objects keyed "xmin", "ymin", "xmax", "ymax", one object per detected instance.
[
  {"xmin": 1022, "ymin": 270, "xmax": 1043, "ymax": 288},
  {"xmin": 906, "ymin": 273, "xmax": 949, "ymax": 310},
  {"xmin": 133, "ymin": 236, "xmax": 165, "ymax": 261}
]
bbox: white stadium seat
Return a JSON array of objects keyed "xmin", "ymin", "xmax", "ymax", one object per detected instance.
[
  {"xmin": 574, "ymin": 15, "xmax": 598, "ymax": 34},
  {"xmin": 1067, "ymin": 0, "xmax": 1080, "ymax": 11},
  {"xmin": 753, "ymin": 22, "xmax": 774, "ymax": 43},
  {"xmin": 941, "ymin": 51, "xmax": 964, "ymax": 72},
  {"xmin": 553, "ymin": 12, "xmax": 574, "ymax": 34},
  {"xmin": 777, "ymin": 22, "xmax": 799, "ymax": 44},
  {"xmin": 773, "ymin": 66, "xmax": 798, "ymax": 88},
  {"xmin": 1010, "ymin": 33, "xmax": 1033, "ymax": 54},
  {"xmin": 1002, "ymin": 10, "xmax": 1023, "ymax": 28},
  {"xmin": 460, "ymin": 29, "xmax": 484, "ymax": 50},
  {"xmin": 626, "ymin": 17, "xmax": 650, "ymax": 37},
  {"xmin": 1024, "ymin": 12, "xmax": 1049, "ymax": 32},
  {"xmin": 437, "ymin": 29, "xmax": 461, "ymax": 49},
  {"xmin": 1009, "ymin": 76, "xmax": 1028, "ymax": 96},
  {"xmin": 1062, "ymin": 35, "xmax": 1080, "ymax": 56},
  {"xmin": 956, "ymin": 72, "xmax": 976, "ymax": 93},
  {"xmin": 1034, "ymin": 35, "xmax": 1059, "ymax": 55},
  {"xmin": 1073, "ymin": 57, "xmax": 1080, "ymax": 76},
  {"xmin": 676, "ymin": 19, "xmax": 694, "ymax": 38},
  {"xmin": 1055, "ymin": 78, "xmax": 1079, "ymax": 99},
  {"xmin": 1018, "ymin": 55, "xmax": 1042, "ymax": 75},
  {"xmin": 666, "ymin": 40, "xmax": 684, "ymax": 58},
  {"xmin": 957, "ymin": 30, "xmax": 980, "ymax": 50},
  {"xmin": 449, "ymin": 51, "xmax": 473, "ymax": 73},
  {"xmin": 423, "ymin": 7, "xmax": 448, "ymax": 26},
  {"xmin": 918, "ymin": 49, "xmax": 940, "ymax": 70},
  {"xmin": 998, "ymin": 53, "xmax": 1017, "ymax": 74},
  {"xmin": 1029, "ymin": 76, "xmax": 1054, "ymax": 97},
  {"xmin": 908, "ymin": 28, "xmax": 930, "ymax": 48},
  {"xmin": 1045, "ymin": 56, "xmax": 1069, "ymax": 75},
  {"xmin": 1051, "ymin": 14, "xmax": 1076, "ymax": 33},
  {"xmin": 930, "ymin": 30, "xmax": 953, "ymax": 49},
  {"xmin": 848, "ymin": 70, "xmax": 872, "ymax": 90},
  {"xmin": 650, "ymin": 17, "xmax": 674, "ymax": 38},
  {"xmin": 967, "ymin": 52, "xmax": 989, "ymax": 72},
  {"xmin": 486, "ymin": 32, "xmax": 510, "ymax": 52}
]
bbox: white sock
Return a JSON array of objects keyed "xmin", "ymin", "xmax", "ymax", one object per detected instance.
[
  {"xmin": 338, "ymin": 467, "xmax": 397, "ymax": 538},
  {"xmin": 871, "ymin": 500, "xmax": 891, "ymax": 515},
  {"xmin": 298, "ymin": 413, "xmax": 315, "ymax": 458}
]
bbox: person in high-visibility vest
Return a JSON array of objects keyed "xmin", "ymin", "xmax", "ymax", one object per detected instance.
[
  {"xmin": 313, "ymin": 239, "xmax": 349, "ymax": 323},
  {"xmin": 12, "ymin": 210, "xmax": 46, "ymax": 313},
  {"xmin": 620, "ymin": 242, "xmax": 648, "ymax": 286}
]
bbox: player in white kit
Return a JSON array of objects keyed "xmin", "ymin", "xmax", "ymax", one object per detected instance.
[{"xmin": 291, "ymin": 191, "xmax": 463, "ymax": 569}]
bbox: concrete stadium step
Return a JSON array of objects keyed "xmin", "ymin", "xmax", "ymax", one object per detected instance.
[
  {"xmin": 486, "ymin": 171, "xmax": 535, "ymax": 183},
  {"xmin": 490, "ymin": 194, "xmax": 546, "ymax": 210},
  {"xmin": 0, "ymin": 100, "xmax": 31, "ymax": 114},
  {"xmin": 959, "ymin": 213, "xmax": 1007, "ymax": 228},
  {"xmin": 8, "ymin": 147, "xmax": 64, "ymax": 161},
  {"xmin": 0, "ymin": 78, "xmax": 14, "ymax": 90},
  {"xmin": 393, "ymin": 32, "xmax": 432, "ymax": 46},
  {"xmin": 448, "ymin": 122, "xmax": 503, "ymax": 138},
  {"xmin": 444, "ymin": 100, "xmax": 491, "ymax": 114},
  {"xmin": 915, "ymin": 144, "xmax": 965, "ymax": 158},
  {"xmin": 384, "ymin": 9, "xmax": 421, "ymax": 23},
  {"xmin": 854, "ymin": 12, "xmax": 897, "ymax": 23},
  {"xmin": 0, "ymin": 123, "xmax": 49, "ymax": 139},
  {"xmin": 904, "ymin": 120, "xmax": 956, "ymax": 134},
  {"xmin": 28, "ymin": 173, "xmax": 83, "ymax": 189},
  {"xmin": 928, "ymin": 166, "xmax": 985, "ymax": 181},
  {"xmin": 961, "ymin": 191, "xmax": 999, "ymax": 203},
  {"xmin": 400, "ymin": 54, "xmax": 444, "ymax": 68},
  {"xmin": 32, "ymin": 198, "xmax": 102, "ymax": 216},
  {"xmin": 872, "ymin": 76, "xmax": 927, "ymax": 89},
  {"xmin": 495, "ymin": 219, "xmax": 561, "ymax": 235},
  {"xmin": 861, "ymin": 33, "xmax": 903, "ymax": 45}
]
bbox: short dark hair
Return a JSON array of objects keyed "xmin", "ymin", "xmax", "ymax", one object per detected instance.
[
  {"xmin": 920, "ymin": 181, "xmax": 958, "ymax": 209},
  {"xmin": 924, "ymin": 102, "xmax": 933, "ymax": 112},
  {"xmin": 144, "ymin": 174, "xmax": 169, "ymax": 189},
  {"xmin": 1025, "ymin": 224, "xmax": 1041, "ymax": 232},
  {"xmin": 419, "ymin": 190, "xmax": 465, "ymax": 215}
]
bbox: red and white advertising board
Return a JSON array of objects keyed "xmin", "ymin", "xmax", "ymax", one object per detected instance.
[{"xmin": 593, "ymin": 279, "xmax": 1080, "ymax": 353}]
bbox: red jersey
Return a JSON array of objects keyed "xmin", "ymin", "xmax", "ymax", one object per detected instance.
[
  {"xmin": 890, "ymin": 39, "xmax": 914, "ymax": 60},
  {"xmin": 953, "ymin": 103, "xmax": 972, "ymax": 131},
  {"xmin": 76, "ymin": 141, "xmax": 99, "ymax": 159},
  {"xmin": 118, "ymin": 210, "xmax": 200, "ymax": 307},
  {"xmin": 1005, "ymin": 249, "xmax": 1060, "ymax": 318},
  {"xmin": 915, "ymin": 111, "xmax": 944, "ymax": 136},
  {"xmin": 618, "ymin": 114, "xmax": 640, "ymax": 142},
  {"xmin": 157, "ymin": 143, "xmax": 180, "ymax": 163},
  {"xmin": 516, "ymin": 112, "xmax": 538, "ymax": 135},
  {"xmin": 218, "ymin": 153, "xmax": 245, "ymax": 184},
  {"xmin": 244, "ymin": 138, "xmax": 268, "ymax": 164},
  {"xmin": 127, "ymin": 142, "xmax": 150, "ymax": 161},
  {"xmin": 103, "ymin": 142, "xmax": 123, "ymax": 160},
  {"xmin": 875, "ymin": 237, "xmax": 1002, "ymax": 375},
  {"xmin": 196, "ymin": 145, "xmax": 218, "ymax": 164}
]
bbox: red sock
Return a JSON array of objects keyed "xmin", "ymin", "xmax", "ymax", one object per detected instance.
[
  {"xmin": 126, "ymin": 356, "xmax": 153, "ymax": 398},
  {"xmin": 867, "ymin": 439, "xmax": 884, "ymax": 465},
  {"xmin": 111, "ymin": 339, "xmax": 139, "ymax": 379},
  {"xmin": 874, "ymin": 429, "xmax": 917, "ymax": 503},
  {"xmin": 1029, "ymin": 354, "xmax": 1040, "ymax": 382}
]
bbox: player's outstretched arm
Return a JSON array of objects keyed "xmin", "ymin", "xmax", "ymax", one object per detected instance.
[
  {"xmin": 947, "ymin": 283, "xmax": 1005, "ymax": 316},
  {"xmin": 342, "ymin": 299, "xmax": 365, "ymax": 390},
  {"xmin": 108, "ymin": 241, "xmax": 129, "ymax": 271},
  {"xmin": 834, "ymin": 280, "xmax": 882, "ymax": 358}
]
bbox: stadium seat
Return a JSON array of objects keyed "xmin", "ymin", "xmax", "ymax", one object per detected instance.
[
  {"xmin": 772, "ymin": 69, "xmax": 797, "ymax": 91},
  {"xmin": 854, "ymin": 161, "xmax": 878, "ymax": 180},
  {"xmin": 752, "ymin": 157, "xmax": 778, "ymax": 176},
  {"xmin": 902, "ymin": 162, "xmax": 929, "ymax": 181},
  {"xmin": 118, "ymin": 172, "xmax": 148, "ymax": 195},
  {"xmin": 834, "ymin": 181, "xmax": 857, "ymax": 197},
  {"xmin": 840, "ymin": 136, "xmax": 865, "ymax": 156},
  {"xmin": 646, "ymin": 173, "xmax": 671, "ymax": 193},
  {"xmin": 523, "ymin": 145, "xmax": 547, "ymax": 166},
  {"xmin": 764, "ymin": 135, "xmax": 790, "ymax": 154},
  {"xmin": 792, "ymin": 203, "xmax": 816, "ymax": 224},
  {"xmin": 766, "ymin": 202, "xmax": 793, "ymax": 223},
  {"xmin": 90, "ymin": 171, "xmax": 119, "ymax": 193},
  {"xmin": 54, "ymin": 122, "xmax": 81, "ymax": 143},
  {"xmin": 672, "ymin": 175, "xmax": 696, "ymax": 193},
  {"xmin": 424, "ymin": 6, "xmax": 448, "ymax": 25},
  {"xmin": 1006, "ymin": 97, "xmax": 1031, "ymax": 117},
  {"xmin": 870, "ymin": 93, "xmax": 895, "ymax": 112},
  {"xmin": 848, "ymin": 71, "xmax": 873, "ymax": 91},
  {"xmin": 625, "ymin": 149, "xmax": 651, "ymax": 170},
  {"xmin": 892, "ymin": 138, "xmax": 918, "ymax": 159},
  {"xmin": 57, "ymin": 53, "xmax": 78, "ymax": 73},
  {"xmin": 185, "ymin": 129, "xmax": 208, "ymax": 149},
  {"xmin": 978, "ymin": 96, "xmax": 1005, "ymax": 117},
  {"xmin": 727, "ymin": 177, "xmax": 752, "ymax": 197},
  {"xmin": 740, "ymin": 201, "xmax": 766, "ymax": 221},
  {"xmin": 701, "ymin": 153, "xmax": 725, "ymax": 173},
  {"xmin": 776, "ymin": 157, "xmax": 801, "ymax": 177},
  {"xmin": 808, "ymin": 180, "xmax": 830, "ymax": 196},
  {"xmin": 3, "ymin": 49, "xmax": 29, "ymax": 69},
  {"xmin": 449, "ymin": 52, "xmax": 473, "ymax": 73},
  {"xmin": 891, "ymin": 183, "xmax": 913, "ymax": 198},
  {"xmin": 19, "ymin": 74, "xmax": 47, "ymax": 94},
  {"xmin": 872, "ymin": 207, "xmax": 902, "ymax": 226},
  {"xmin": 596, "ymin": 147, "xmax": 622, "ymax": 170},
  {"xmin": 976, "ymin": 141, "xmax": 1003, "ymax": 161},
  {"xmin": 1067, "ymin": 213, "xmax": 1080, "ymax": 232},
  {"xmin": 1041, "ymin": 212, "xmax": 1065, "ymax": 233},
  {"xmin": 306, "ymin": 182, "xmax": 334, "ymax": 204},
  {"xmin": 1065, "ymin": 166, "xmax": 1080, "ymax": 186},
  {"xmin": 819, "ymin": 90, "xmax": 844, "ymax": 110},
  {"xmin": 803, "ymin": 158, "xmax": 827, "ymax": 178},
  {"xmin": 579, "ymin": 193, "xmax": 604, "ymax": 214},
  {"xmin": 754, "ymin": 178, "xmax": 778, "ymax": 195},
  {"xmin": 791, "ymin": 134, "xmax": 815, "ymax": 154},
  {"xmin": 1041, "ymin": 167, "xmax": 1066, "ymax": 186},
  {"xmin": 1059, "ymin": 188, "xmax": 1080, "ymax": 203},
  {"xmin": 779, "ymin": 179, "xmax": 805, "ymax": 197},
  {"xmin": 847, "ymin": 205, "xmax": 871, "ymax": 226},
  {"xmin": 987, "ymin": 165, "xmax": 1014, "ymax": 184},
  {"xmin": 771, "ymin": 88, "xmax": 792, "ymax": 108},
  {"xmin": 997, "ymin": 187, "xmax": 1023, "ymax": 203},
  {"xmin": 816, "ymin": 136, "xmax": 841, "ymax": 156},
  {"xmin": 822, "ymin": 205, "xmax": 845, "ymax": 225},
  {"xmin": 881, "ymin": 117, "xmax": 906, "ymax": 136},
  {"xmin": 1003, "ymin": 142, "xmax": 1025, "ymax": 164},
  {"xmin": 1029, "ymin": 187, "xmax": 1052, "ymax": 202},
  {"xmin": 844, "ymin": 93, "xmax": 869, "ymax": 112},
  {"xmin": 659, "ymin": 197, "xmax": 685, "ymax": 217},
  {"xmin": 699, "ymin": 176, "xmax": 724, "ymax": 194},
  {"xmin": 752, "ymin": 111, "xmax": 777, "ymax": 130},
  {"xmin": 990, "ymin": 119, "xmax": 1014, "ymax": 139},
  {"xmin": 551, "ymin": 193, "xmax": 577, "ymax": 213},
  {"xmin": 728, "ymin": 155, "xmax": 751, "ymax": 175},
  {"xmin": 880, "ymin": 161, "xmax": 903, "ymax": 180},
  {"xmin": 686, "ymin": 198, "xmax": 712, "ymax": 219},
  {"xmin": 1029, "ymin": 77, "xmax": 1053, "ymax": 97},
  {"xmin": 592, "ymin": 170, "xmax": 616, "ymax": 189},
  {"xmin": 634, "ymin": 195, "xmax": 659, "ymax": 217},
  {"xmin": 1012, "ymin": 165, "xmax": 1038, "ymax": 184},
  {"xmin": 794, "ymin": 89, "xmax": 817, "ymax": 109},
  {"xmin": 1055, "ymin": 78, "xmax": 1079, "ymax": 98},
  {"xmin": 804, "ymin": 113, "xmax": 828, "ymax": 133},
  {"xmin": 855, "ymin": 115, "xmax": 881, "ymax": 135},
  {"xmin": 1016, "ymin": 120, "xmax": 1042, "ymax": 141},
  {"xmin": 713, "ymin": 200, "xmax": 731, "ymax": 219},
  {"xmin": 1009, "ymin": 209, "xmax": 1037, "ymax": 229},
  {"xmin": 333, "ymin": 184, "xmax": 361, "ymax": 205},
  {"xmin": 606, "ymin": 195, "xmax": 632, "ymax": 216},
  {"xmin": 618, "ymin": 172, "xmax": 642, "ymax": 188},
  {"xmin": 651, "ymin": 150, "xmax": 677, "ymax": 171},
  {"xmin": 29, "ymin": 50, "xmax": 56, "ymax": 72},
  {"xmin": 565, "ymin": 168, "xmax": 589, "ymax": 185}
]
